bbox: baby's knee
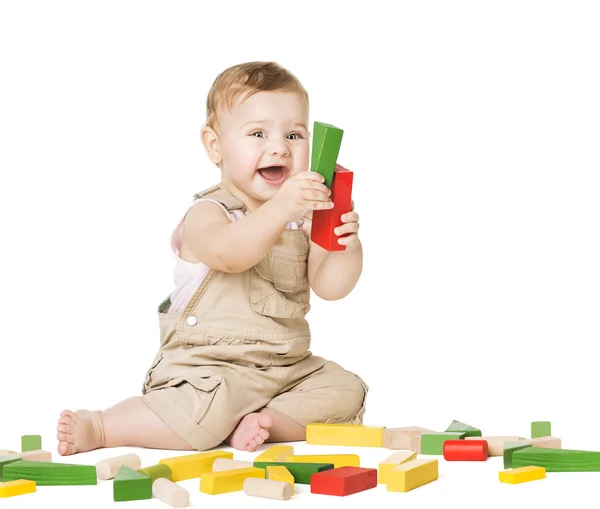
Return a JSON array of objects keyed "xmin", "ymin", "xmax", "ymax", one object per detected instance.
[{"xmin": 327, "ymin": 371, "xmax": 369, "ymax": 424}]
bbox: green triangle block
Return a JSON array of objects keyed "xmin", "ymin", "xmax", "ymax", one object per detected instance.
[
  {"xmin": 512, "ymin": 447, "xmax": 600, "ymax": 472},
  {"xmin": 114, "ymin": 465, "xmax": 152, "ymax": 502},
  {"xmin": 445, "ymin": 419, "xmax": 482, "ymax": 437},
  {"xmin": 3, "ymin": 460, "xmax": 96, "ymax": 485},
  {"xmin": 310, "ymin": 121, "xmax": 343, "ymax": 188},
  {"xmin": 0, "ymin": 455, "xmax": 23, "ymax": 482},
  {"xmin": 503, "ymin": 441, "xmax": 532, "ymax": 469}
]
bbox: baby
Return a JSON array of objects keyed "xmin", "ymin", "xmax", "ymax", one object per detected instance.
[{"xmin": 57, "ymin": 61, "xmax": 368, "ymax": 455}]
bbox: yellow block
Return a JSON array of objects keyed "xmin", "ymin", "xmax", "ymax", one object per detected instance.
[
  {"xmin": 306, "ymin": 423, "xmax": 384, "ymax": 447},
  {"xmin": 266, "ymin": 466, "xmax": 294, "ymax": 495},
  {"xmin": 379, "ymin": 451, "xmax": 417, "ymax": 484},
  {"xmin": 499, "ymin": 466, "xmax": 546, "ymax": 484},
  {"xmin": 386, "ymin": 458, "xmax": 438, "ymax": 492},
  {"xmin": 200, "ymin": 467, "xmax": 265, "ymax": 494},
  {"xmin": 0, "ymin": 479, "xmax": 36, "ymax": 498},
  {"xmin": 254, "ymin": 446, "xmax": 294, "ymax": 463},
  {"xmin": 159, "ymin": 450, "xmax": 233, "ymax": 481},
  {"xmin": 289, "ymin": 454, "xmax": 360, "ymax": 468}
]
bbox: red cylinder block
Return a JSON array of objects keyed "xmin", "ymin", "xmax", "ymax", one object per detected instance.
[{"xmin": 443, "ymin": 440, "xmax": 489, "ymax": 461}]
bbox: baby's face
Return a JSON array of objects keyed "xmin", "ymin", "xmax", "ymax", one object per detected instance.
[{"xmin": 217, "ymin": 90, "xmax": 310, "ymax": 208}]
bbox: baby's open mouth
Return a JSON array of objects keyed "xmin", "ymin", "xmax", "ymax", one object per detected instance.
[{"xmin": 257, "ymin": 165, "xmax": 287, "ymax": 185}]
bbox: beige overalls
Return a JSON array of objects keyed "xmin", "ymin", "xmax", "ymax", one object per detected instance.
[{"xmin": 141, "ymin": 184, "xmax": 369, "ymax": 451}]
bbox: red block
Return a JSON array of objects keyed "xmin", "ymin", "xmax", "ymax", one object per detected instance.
[
  {"xmin": 310, "ymin": 466, "xmax": 377, "ymax": 496},
  {"xmin": 310, "ymin": 165, "xmax": 353, "ymax": 251},
  {"xmin": 443, "ymin": 440, "xmax": 489, "ymax": 461}
]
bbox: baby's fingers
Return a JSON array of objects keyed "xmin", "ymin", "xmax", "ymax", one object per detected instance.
[{"xmin": 334, "ymin": 221, "xmax": 359, "ymax": 236}]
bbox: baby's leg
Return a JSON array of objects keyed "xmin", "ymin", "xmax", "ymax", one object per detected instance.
[{"xmin": 56, "ymin": 397, "xmax": 193, "ymax": 456}]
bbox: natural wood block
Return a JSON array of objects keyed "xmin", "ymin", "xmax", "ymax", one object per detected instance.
[
  {"xmin": 465, "ymin": 436, "xmax": 520, "ymax": 456},
  {"xmin": 529, "ymin": 436, "xmax": 561, "ymax": 448},
  {"xmin": 254, "ymin": 446, "xmax": 294, "ymax": 463},
  {"xmin": 382, "ymin": 427, "xmax": 435, "ymax": 450},
  {"xmin": 0, "ymin": 451, "xmax": 16, "ymax": 456},
  {"xmin": 243, "ymin": 477, "xmax": 292, "ymax": 500},
  {"xmin": 0, "ymin": 479, "xmax": 36, "ymax": 498},
  {"xmin": 266, "ymin": 466, "xmax": 294, "ymax": 495},
  {"xmin": 152, "ymin": 477, "xmax": 190, "ymax": 508},
  {"xmin": 512, "ymin": 447, "xmax": 600, "ymax": 472},
  {"xmin": 378, "ymin": 451, "xmax": 416, "ymax": 484},
  {"xmin": 310, "ymin": 466, "xmax": 377, "ymax": 496},
  {"xmin": 3, "ymin": 460, "xmax": 96, "ymax": 485},
  {"xmin": 445, "ymin": 419, "xmax": 482, "ymax": 437},
  {"xmin": 306, "ymin": 423, "xmax": 384, "ymax": 447},
  {"xmin": 96, "ymin": 453, "xmax": 141, "ymax": 480},
  {"xmin": 289, "ymin": 454, "xmax": 359, "ymax": 468},
  {"xmin": 113, "ymin": 465, "xmax": 152, "ymax": 502},
  {"xmin": 212, "ymin": 458, "xmax": 253, "ymax": 472},
  {"xmin": 17, "ymin": 450, "xmax": 52, "ymax": 462},
  {"xmin": 386, "ymin": 459, "xmax": 438, "ymax": 493},
  {"xmin": 253, "ymin": 461, "xmax": 334, "ymax": 484},
  {"xmin": 499, "ymin": 465, "xmax": 546, "ymax": 484},
  {"xmin": 421, "ymin": 433, "xmax": 466, "ymax": 455},
  {"xmin": 21, "ymin": 435, "xmax": 41, "ymax": 452},
  {"xmin": 159, "ymin": 450, "xmax": 232, "ymax": 481},
  {"xmin": 200, "ymin": 466, "xmax": 265, "ymax": 495},
  {"xmin": 531, "ymin": 421, "xmax": 551, "ymax": 439}
]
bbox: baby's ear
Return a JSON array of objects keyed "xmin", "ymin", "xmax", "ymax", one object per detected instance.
[{"xmin": 200, "ymin": 126, "xmax": 222, "ymax": 166}]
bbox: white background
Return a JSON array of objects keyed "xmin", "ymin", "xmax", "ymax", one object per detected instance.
[{"xmin": 1, "ymin": 1, "xmax": 599, "ymax": 508}]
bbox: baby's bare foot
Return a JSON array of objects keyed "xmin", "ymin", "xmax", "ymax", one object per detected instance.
[
  {"xmin": 56, "ymin": 409, "xmax": 105, "ymax": 456},
  {"xmin": 226, "ymin": 413, "xmax": 273, "ymax": 452}
]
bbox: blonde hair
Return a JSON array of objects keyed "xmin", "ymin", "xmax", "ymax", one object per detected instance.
[{"xmin": 204, "ymin": 61, "xmax": 309, "ymax": 132}]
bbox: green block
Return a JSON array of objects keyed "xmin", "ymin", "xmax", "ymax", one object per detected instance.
[
  {"xmin": 421, "ymin": 432, "xmax": 466, "ymax": 455},
  {"xmin": 0, "ymin": 455, "xmax": 22, "ymax": 482},
  {"xmin": 503, "ymin": 441, "xmax": 532, "ymax": 469},
  {"xmin": 512, "ymin": 447, "xmax": 600, "ymax": 472},
  {"xmin": 114, "ymin": 465, "xmax": 152, "ymax": 502},
  {"xmin": 137, "ymin": 463, "xmax": 172, "ymax": 482},
  {"xmin": 310, "ymin": 121, "xmax": 343, "ymax": 188},
  {"xmin": 445, "ymin": 419, "xmax": 482, "ymax": 437},
  {"xmin": 531, "ymin": 421, "xmax": 551, "ymax": 438},
  {"xmin": 3, "ymin": 460, "xmax": 97, "ymax": 485},
  {"xmin": 21, "ymin": 435, "xmax": 42, "ymax": 452},
  {"xmin": 253, "ymin": 461, "xmax": 334, "ymax": 484}
]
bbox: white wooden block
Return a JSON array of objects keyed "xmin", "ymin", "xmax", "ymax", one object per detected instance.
[
  {"xmin": 243, "ymin": 478, "xmax": 292, "ymax": 500},
  {"xmin": 152, "ymin": 477, "xmax": 190, "ymax": 508},
  {"xmin": 95, "ymin": 453, "xmax": 141, "ymax": 480}
]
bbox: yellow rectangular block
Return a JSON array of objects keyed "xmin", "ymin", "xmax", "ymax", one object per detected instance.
[
  {"xmin": 379, "ymin": 451, "xmax": 417, "ymax": 484},
  {"xmin": 289, "ymin": 454, "xmax": 360, "ymax": 468},
  {"xmin": 254, "ymin": 446, "xmax": 294, "ymax": 463},
  {"xmin": 306, "ymin": 423, "xmax": 384, "ymax": 447},
  {"xmin": 0, "ymin": 479, "xmax": 36, "ymax": 498},
  {"xmin": 200, "ymin": 467, "xmax": 265, "ymax": 494},
  {"xmin": 499, "ymin": 466, "xmax": 546, "ymax": 484},
  {"xmin": 386, "ymin": 458, "xmax": 438, "ymax": 492},
  {"xmin": 159, "ymin": 450, "xmax": 233, "ymax": 481},
  {"xmin": 266, "ymin": 466, "xmax": 294, "ymax": 495}
]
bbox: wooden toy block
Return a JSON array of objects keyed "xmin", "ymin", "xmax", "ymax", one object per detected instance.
[
  {"xmin": 200, "ymin": 466, "xmax": 265, "ymax": 495},
  {"xmin": 21, "ymin": 435, "xmax": 41, "ymax": 452},
  {"xmin": 96, "ymin": 453, "xmax": 141, "ymax": 480},
  {"xmin": 529, "ymin": 436, "xmax": 561, "ymax": 448},
  {"xmin": 253, "ymin": 461, "xmax": 334, "ymax": 484},
  {"xmin": 311, "ymin": 466, "xmax": 377, "ymax": 496},
  {"xmin": 378, "ymin": 451, "xmax": 416, "ymax": 484},
  {"xmin": 421, "ymin": 432, "xmax": 466, "ymax": 455},
  {"xmin": 0, "ymin": 455, "xmax": 22, "ymax": 482},
  {"xmin": 306, "ymin": 423, "xmax": 384, "ymax": 447},
  {"xmin": 386, "ymin": 458, "xmax": 438, "ymax": 493},
  {"xmin": 499, "ymin": 465, "xmax": 546, "ymax": 484},
  {"xmin": 512, "ymin": 446, "xmax": 600, "ymax": 471},
  {"xmin": 445, "ymin": 419, "xmax": 482, "ymax": 437},
  {"xmin": 289, "ymin": 454, "xmax": 360, "ymax": 468},
  {"xmin": 0, "ymin": 479, "xmax": 36, "ymax": 498},
  {"xmin": 152, "ymin": 477, "xmax": 190, "ymax": 508},
  {"xmin": 254, "ymin": 445, "xmax": 294, "ymax": 463},
  {"xmin": 311, "ymin": 167, "xmax": 353, "ymax": 251},
  {"xmin": 2, "ymin": 460, "xmax": 97, "ymax": 485},
  {"xmin": 310, "ymin": 121, "xmax": 343, "ymax": 188},
  {"xmin": 213, "ymin": 458, "xmax": 253, "ymax": 472},
  {"xmin": 159, "ymin": 450, "xmax": 233, "ymax": 481},
  {"xmin": 243, "ymin": 477, "xmax": 293, "ymax": 500},
  {"xmin": 16, "ymin": 450, "xmax": 51, "ymax": 462},
  {"xmin": 465, "ymin": 436, "xmax": 520, "ymax": 456},
  {"xmin": 443, "ymin": 439, "xmax": 488, "ymax": 461},
  {"xmin": 113, "ymin": 465, "xmax": 152, "ymax": 502},
  {"xmin": 0, "ymin": 450, "xmax": 16, "ymax": 455},
  {"xmin": 531, "ymin": 421, "xmax": 551, "ymax": 438},
  {"xmin": 138, "ymin": 463, "xmax": 172, "ymax": 481},
  {"xmin": 266, "ymin": 466, "xmax": 294, "ymax": 494},
  {"xmin": 503, "ymin": 441, "xmax": 532, "ymax": 469},
  {"xmin": 382, "ymin": 427, "xmax": 435, "ymax": 450}
]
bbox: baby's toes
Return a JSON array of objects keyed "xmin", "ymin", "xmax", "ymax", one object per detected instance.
[
  {"xmin": 246, "ymin": 438, "xmax": 259, "ymax": 452},
  {"xmin": 258, "ymin": 428, "xmax": 270, "ymax": 441}
]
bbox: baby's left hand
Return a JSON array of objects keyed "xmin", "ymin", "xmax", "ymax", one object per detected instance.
[{"xmin": 334, "ymin": 200, "xmax": 360, "ymax": 251}]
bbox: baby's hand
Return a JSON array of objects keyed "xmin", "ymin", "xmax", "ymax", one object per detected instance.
[
  {"xmin": 334, "ymin": 200, "xmax": 360, "ymax": 251},
  {"xmin": 272, "ymin": 171, "xmax": 333, "ymax": 223}
]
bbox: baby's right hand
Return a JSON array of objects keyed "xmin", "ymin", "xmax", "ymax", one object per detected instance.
[{"xmin": 272, "ymin": 171, "xmax": 334, "ymax": 222}]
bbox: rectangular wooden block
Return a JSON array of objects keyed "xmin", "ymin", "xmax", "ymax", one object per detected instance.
[
  {"xmin": 311, "ymin": 466, "xmax": 377, "ymax": 496},
  {"xmin": 465, "ymin": 436, "xmax": 520, "ymax": 456},
  {"xmin": 529, "ymin": 436, "xmax": 561, "ymax": 448},
  {"xmin": 379, "ymin": 451, "xmax": 416, "ymax": 484},
  {"xmin": 289, "ymin": 454, "xmax": 359, "ymax": 468},
  {"xmin": 0, "ymin": 451, "xmax": 16, "ymax": 455},
  {"xmin": 17, "ymin": 450, "xmax": 52, "ymax": 462},
  {"xmin": 254, "ymin": 446, "xmax": 294, "ymax": 463},
  {"xmin": 21, "ymin": 435, "xmax": 41, "ymax": 452},
  {"xmin": 212, "ymin": 458, "xmax": 253, "ymax": 472},
  {"xmin": 382, "ymin": 427, "xmax": 435, "ymax": 450},
  {"xmin": 3, "ymin": 460, "xmax": 97, "ymax": 485},
  {"xmin": 253, "ymin": 461, "xmax": 334, "ymax": 484},
  {"xmin": 386, "ymin": 458, "xmax": 438, "ymax": 492},
  {"xmin": 421, "ymin": 432, "xmax": 466, "ymax": 455},
  {"xmin": 0, "ymin": 455, "xmax": 22, "ymax": 482},
  {"xmin": 310, "ymin": 121, "xmax": 343, "ymax": 188},
  {"xmin": 266, "ymin": 466, "xmax": 294, "ymax": 495},
  {"xmin": 499, "ymin": 465, "xmax": 546, "ymax": 484},
  {"xmin": 159, "ymin": 450, "xmax": 232, "ymax": 481},
  {"xmin": 306, "ymin": 423, "xmax": 384, "ymax": 447},
  {"xmin": 0, "ymin": 479, "xmax": 36, "ymax": 498},
  {"xmin": 512, "ymin": 447, "xmax": 600, "ymax": 472},
  {"xmin": 445, "ymin": 419, "xmax": 482, "ymax": 437},
  {"xmin": 114, "ymin": 465, "xmax": 152, "ymax": 502},
  {"xmin": 531, "ymin": 421, "xmax": 551, "ymax": 439},
  {"xmin": 200, "ymin": 466, "xmax": 264, "ymax": 495}
]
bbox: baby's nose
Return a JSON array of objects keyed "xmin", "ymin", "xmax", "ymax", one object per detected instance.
[{"xmin": 267, "ymin": 137, "xmax": 290, "ymax": 156}]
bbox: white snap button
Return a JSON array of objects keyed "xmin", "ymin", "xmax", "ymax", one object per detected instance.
[{"xmin": 186, "ymin": 316, "xmax": 197, "ymax": 326}]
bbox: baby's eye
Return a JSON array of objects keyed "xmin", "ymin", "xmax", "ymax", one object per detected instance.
[
  {"xmin": 251, "ymin": 131, "xmax": 265, "ymax": 138},
  {"xmin": 288, "ymin": 133, "xmax": 302, "ymax": 140}
]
